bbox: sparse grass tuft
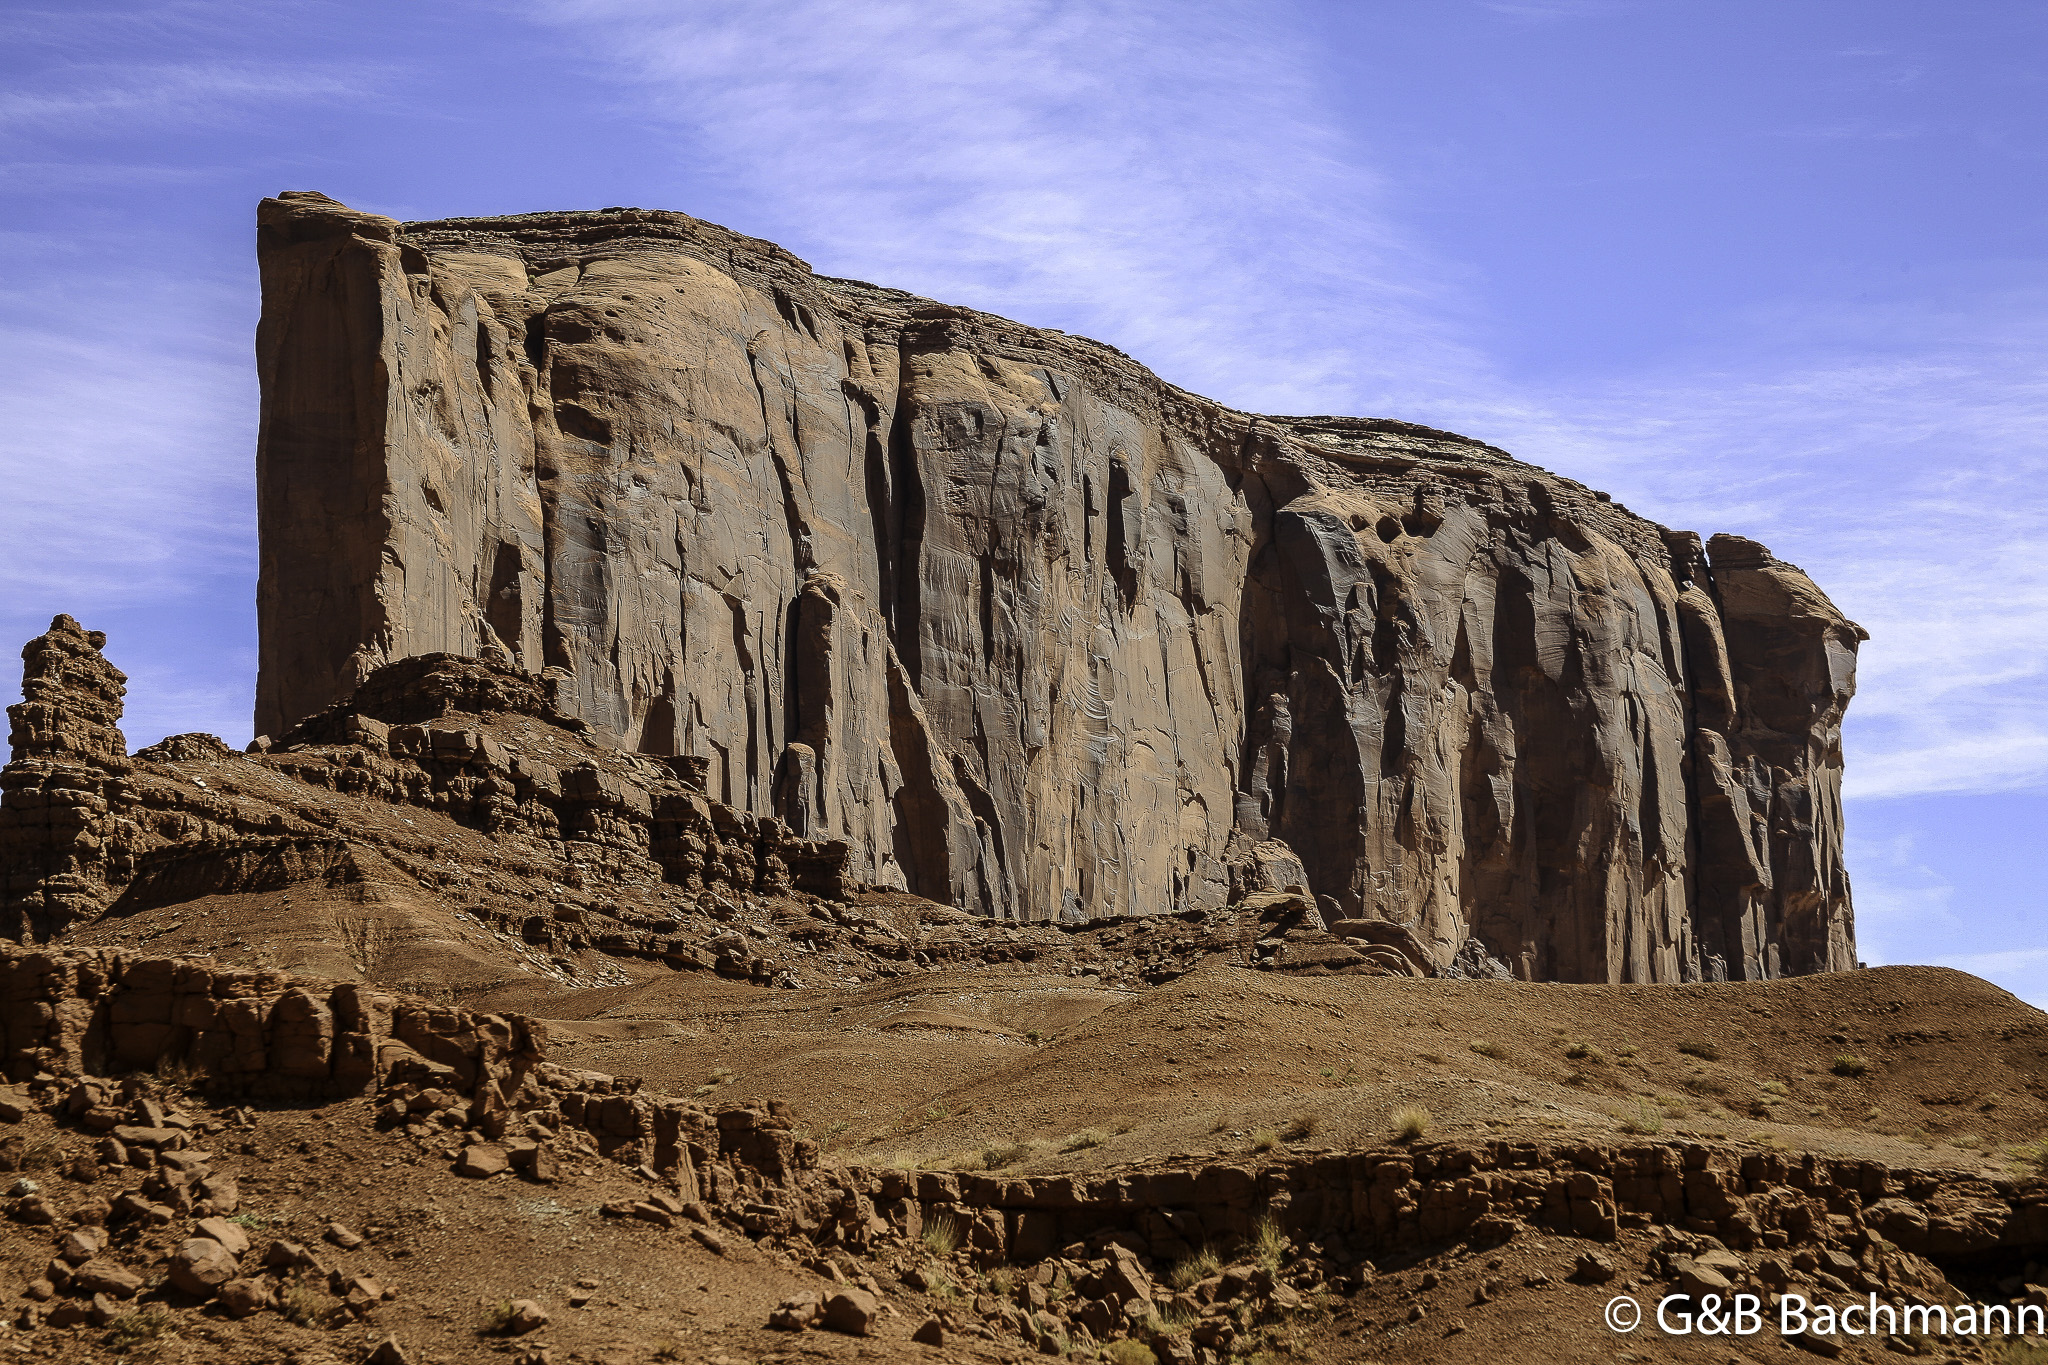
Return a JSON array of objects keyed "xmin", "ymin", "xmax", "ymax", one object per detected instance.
[
  {"xmin": 922, "ymin": 1210, "xmax": 961, "ymax": 1257},
  {"xmin": 1390, "ymin": 1106, "xmax": 1432, "ymax": 1142},
  {"xmin": 152, "ymin": 1055, "xmax": 203, "ymax": 1091},
  {"xmin": 1279, "ymin": 1114, "xmax": 1318, "ymax": 1142},
  {"xmin": 1760, "ymin": 1080, "xmax": 1788, "ymax": 1096},
  {"xmin": 279, "ymin": 1280, "xmax": 335, "ymax": 1328},
  {"xmin": 1110, "ymin": 1115, "xmax": 1137, "ymax": 1135},
  {"xmin": 2006, "ymin": 1143, "xmax": 2048, "ymax": 1177},
  {"xmin": 1025, "ymin": 1029, "xmax": 1043, "ymax": 1044},
  {"xmin": 1251, "ymin": 1214, "xmax": 1286, "ymax": 1272},
  {"xmin": 1169, "ymin": 1246, "xmax": 1223, "ymax": 1290},
  {"xmin": 1619, "ymin": 1101, "xmax": 1664, "ymax": 1136},
  {"xmin": 1564, "ymin": 1041, "xmax": 1605, "ymax": 1064},
  {"xmin": 478, "ymin": 1301, "xmax": 520, "ymax": 1337},
  {"xmin": 1616, "ymin": 1044, "xmax": 1639, "ymax": 1059},
  {"xmin": 985, "ymin": 1266, "xmax": 1015, "ymax": 1296},
  {"xmin": 980, "ymin": 1139, "xmax": 1034, "ymax": 1170},
  {"xmin": 1061, "ymin": 1128, "xmax": 1108, "ymax": 1153},
  {"xmin": 1469, "ymin": 1039, "xmax": 1505, "ymax": 1059},
  {"xmin": 1250, "ymin": 1128, "xmax": 1279, "ymax": 1153},
  {"xmin": 1831, "ymin": 1054, "xmax": 1870, "ymax": 1078},
  {"xmin": 107, "ymin": 1304, "xmax": 179, "ymax": 1346},
  {"xmin": 1104, "ymin": 1339, "xmax": 1158, "ymax": 1365},
  {"xmin": 1677, "ymin": 1041, "xmax": 1720, "ymax": 1062}
]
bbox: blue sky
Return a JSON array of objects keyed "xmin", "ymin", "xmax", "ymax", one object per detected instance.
[{"xmin": 3, "ymin": 1, "xmax": 2043, "ymax": 1001}]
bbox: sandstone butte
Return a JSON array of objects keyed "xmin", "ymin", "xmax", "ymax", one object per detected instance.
[{"xmin": 247, "ymin": 191, "xmax": 1862, "ymax": 987}]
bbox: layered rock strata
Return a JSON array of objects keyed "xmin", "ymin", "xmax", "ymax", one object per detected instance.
[
  {"xmin": 0, "ymin": 945, "xmax": 2036, "ymax": 1302},
  {"xmin": 253, "ymin": 192, "xmax": 1864, "ymax": 980},
  {"xmin": 0, "ymin": 620, "xmax": 1431, "ymax": 989}
]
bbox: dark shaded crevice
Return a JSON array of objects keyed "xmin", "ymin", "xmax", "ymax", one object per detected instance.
[
  {"xmin": 485, "ymin": 542, "xmax": 524, "ymax": 658},
  {"xmin": 887, "ymin": 370, "xmax": 927, "ymax": 689},
  {"xmin": 1106, "ymin": 457, "xmax": 1139, "ymax": 607}
]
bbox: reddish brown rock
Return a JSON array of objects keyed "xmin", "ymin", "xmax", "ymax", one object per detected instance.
[
  {"xmin": 167, "ymin": 1235, "xmax": 239, "ymax": 1297},
  {"xmin": 249, "ymin": 194, "xmax": 1860, "ymax": 980}
]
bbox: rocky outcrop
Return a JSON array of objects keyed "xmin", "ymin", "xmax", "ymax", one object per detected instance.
[
  {"xmin": 0, "ymin": 616, "xmax": 134, "ymax": 940},
  {"xmin": 252, "ymin": 192, "xmax": 1864, "ymax": 980}
]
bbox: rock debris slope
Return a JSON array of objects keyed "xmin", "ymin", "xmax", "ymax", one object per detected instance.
[{"xmin": 253, "ymin": 192, "xmax": 1863, "ymax": 981}]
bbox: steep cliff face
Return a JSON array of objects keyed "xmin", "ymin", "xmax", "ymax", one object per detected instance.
[{"xmin": 253, "ymin": 192, "xmax": 1864, "ymax": 980}]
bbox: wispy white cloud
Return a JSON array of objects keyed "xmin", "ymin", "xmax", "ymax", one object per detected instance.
[
  {"xmin": 528, "ymin": 0, "xmax": 1489, "ymax": 417},
  {"xmin": 0, "ymin": 63, "xmax": 365, "ymax": 135},
  {"xmin": 531, "ymin": 0, "xmax": 2048, "ymax": 802}
]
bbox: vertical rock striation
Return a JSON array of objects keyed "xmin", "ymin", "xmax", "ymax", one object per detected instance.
[{"xmin": 252, "ymin": 192, "xmax": 1864, "ymax": 980}]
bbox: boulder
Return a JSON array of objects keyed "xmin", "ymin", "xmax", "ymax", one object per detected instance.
[
  {"xmin": 167, "ymin": 1236, "xmax": 239, "ymax": 1297},
  {"xmin": 822, "ymin": 1288, "xmax": 878, "ymax": 1336}
]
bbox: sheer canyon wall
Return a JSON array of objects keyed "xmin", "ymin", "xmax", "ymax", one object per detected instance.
[{"xmin": 252, "ymin": 192, "xmax": 1862, "ymax": 982}]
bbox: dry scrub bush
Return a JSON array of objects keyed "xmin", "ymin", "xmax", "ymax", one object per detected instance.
[
  {"xmin": 1469, "ymin": 1039, "xmax": 1505, "ymax": 1059},
  {"xmin": 1619, "ymin": 1102, "xmax": 1664, "ymax": 1135},
  {"xmin": 1250, "ymin": 1129, "xmax": 1279, "ymax": 1153},
  {"xmin": 279, "ymin": 1280, "xmax": 335, "ymax": 1328},
  {"xmin": 980, "ymin": 1140, "xmax": 1034, "ymax": 1170},
  {"xmin": 107, "ymin": 1305, "xmax": 178, "ymax": 1346},
  {"xmin": 1104, "ymin": 1341, "xmax": 1159, "ymax": 1365},
  {"xmin": 1061, "ymin": 1128, "xmax": 1107, "ymax": 1152},
  {"xmin": 1251, "ymin": 1215, "xmax": 1286, "ymax": 1272},
  {"xmin": 1390, "ymin": 1106, "xmax": 1431, "ymax": 1142},
  {"xmin": 1677, "ymin": 1041, "xmax": 1720, "ymax": 1061},
  {"xmin": 477, "ymin": 1302, "xmax": 522, "ymax": 1337},
  {"xmin": 1832, "ymin": 1055, "xmax": 1870, "ymax": 1078},
  {"xmin": 1279, "ymin": 1114, "xmax": 1318, "ymax": 1142},
  {"xmin": 922, "ymin": 1210, "xmax": 961, "ymax": 1257},
  {"xmin": 1170, "ymin": 1246, "xmax": 1222, "ymax": 1290}
]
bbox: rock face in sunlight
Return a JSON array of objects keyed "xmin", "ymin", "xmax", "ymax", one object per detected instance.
[{"xmin": 249, "ymin": 191, "xmax": 1864, "ymax": 981}]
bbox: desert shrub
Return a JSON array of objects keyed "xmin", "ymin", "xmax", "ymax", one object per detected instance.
[
  {"xmin": 1026, "ymin": 1030, "xmax": 1043, "ymax": 1044},
  {"xmin": 1104, "ymin": 1340, "xmax": 1158, "ymax": 1365},
  {"xmin": 981, "ymin": 1140, "xmax": 1034, "ymax": 1169},
  {"xmin": 1251, "ymin": 1214, "xmax": 1286, "ymax": 1271},
  {"xmin": 1390, "ymin": 1106, "xmax": 1431, "ymax": 1142},
  {"xmin": 1279, "ymin": 1114, "xmax": 1318, "ymax": 1142},
  {"xmin": 1680, "ymin": 1076, "xmax": 1728, "ymax": 1097},
  {"xmin": 1619, "ymin": 1102, "xmax": 1663, "ymax": 1136},
  {"xmin": 1469, "ymin": 1039, "xmax": 1505, "ymax": 1059},
  {"xmin": 1169, "ymin": 1246, "xmax": 1222, "ymax": 1290},
  {"xmin": 1677, "ymin": 1041, "xmax": 1720, "ymax": 1061},
  {"xmin": 1110, "ymin": 1115, "xmax": 1137, "ymax": 1135},
  {"xmin": 1760, "ymin": 1080, "xmax": 1788, "ymax": 1096},
  {"xmin": 1564, "ymin": 1041, "xmax": 1604, "ymax": 1063},
  {"xmin": 984, "ymin": 1265, "xmax": 1015, "ymax": 1296},
  {"xmin": 1616, "ymin": 1044, "xmax": 1639, "ymax": 1059},
  {"xmin": 1061, "ymin": 1128, "xmax": 1107, "ymax": 1152},
  {"xmin": 153, "ymin": 1055, "xmax": 203, "ymax": 1090},
  {"xmin": 107, "ymin": 1305, "xmax": 179, "ymax": 1346},
  {"xmin": 478, "ymin": 1302, "xmax": 520, "ymax": 1337},
  {"xmin": 922, "ymin": 1210, "xmax": 961, "ymax": 1257},
  {"xmin": 1832, "ymin": 1055, "xmax": 1870, "ymax": 1078},
  {"xmin": 278, "ymin": 1280, "xmax": 335, "ymax": 1328},
  {"xmin": 1250, "ymin": 1129, "xmax": 1279, "ymax": 1153}
]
